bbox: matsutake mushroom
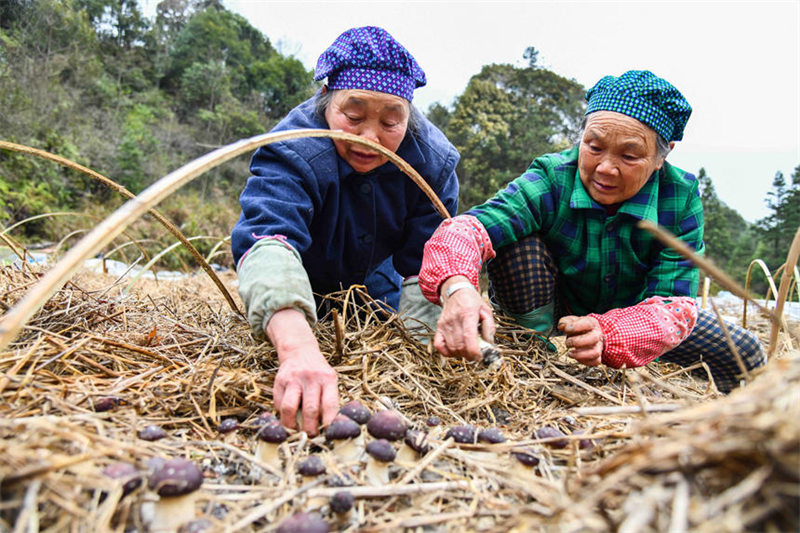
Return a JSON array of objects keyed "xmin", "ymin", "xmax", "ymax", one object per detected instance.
[
  {"xmin": 145, "ymin": 458, "xmax": 203, "ymax": 532},
  {"xmin": 255, "ymin": 420, "xmax": 289, "ymax": 472},
  {"xmin": 325, "ymin": 415, "xmax": 363, "ymax": 463},
  {"xmin": 339, "ymin": 400, "xmax": 371, "ymax": 425},
  {"xmin": 297, "ymin": 455, "xmax": 327, "ymax": 509},
  {"xmin": 138, "ymin": 425, "xmax": 167, "ymax": 441},
  {"xmin": 100, "ymin": 462, "xmax": 142, "ymax": 501},
  {"xmin": 364, "ymin": 439, "xmax": 396, "ymax": 486},
  {"xmin": 329, "ymin": 490, "xmax": 355, "ymax": 525},
  {"xmin": 366, "ymin": 410, "xmax": 406, "ymax": 442},
  {"xmin": 397, "ymin": 429, "xmax": 430, "ymax": 465},
  {"xmin": 534, "ymin": 425, "xmax": 569, "ymax": 449},
  {"xmin": 445, "ymin": 424, "xmax": 477, "ymax": 444}
]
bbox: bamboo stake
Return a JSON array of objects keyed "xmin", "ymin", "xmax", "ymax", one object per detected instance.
[
  {"xmin": 769, "ymin": 227, "xmax": 800, "ymax": 357},
  {"xmin": 637, "ymin": 221, "xmax": 782, "ymax": 327},
  {"xmin": 0, "ymin": 130, "xmax": 450, "ymax": 351}
]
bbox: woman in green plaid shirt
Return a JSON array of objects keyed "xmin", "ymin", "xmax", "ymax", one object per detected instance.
[{"xmin": 418, "ymin": 70, "xmax": 766, "ymax": 393}]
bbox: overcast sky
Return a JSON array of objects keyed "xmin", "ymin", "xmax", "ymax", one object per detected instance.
[{"xmin": 150, "ymin": 0, "xmax": 800, "ymax": 222}]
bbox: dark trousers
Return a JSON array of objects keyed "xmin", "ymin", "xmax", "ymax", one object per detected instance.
[{"xmin": 486, "ymin": 234, "xmax": 766, "ymax": 393}]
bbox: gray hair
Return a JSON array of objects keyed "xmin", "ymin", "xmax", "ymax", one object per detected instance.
[
  {"xmin": 315, "ymin": 88, "xmax": 421, "ymax": 134},
  {"xmin": 580, "ymin": 115, "xmax": 671, "ymax": 160}
]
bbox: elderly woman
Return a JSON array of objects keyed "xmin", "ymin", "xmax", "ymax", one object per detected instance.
[
  {"xmin": 232, "ymin": 27, "xmax": 458, "ymax": 435},
  {"xmin": 419, "ymin": 70, "xmax": 765, "ymax": 393}
]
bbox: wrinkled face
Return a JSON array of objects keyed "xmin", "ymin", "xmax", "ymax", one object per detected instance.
[
  {"xmin": 578, "ymin": 111, "xmax": 665, "ymax": 206},
  {"xmin": 324, "ymin": 89, "xmax": 410, "ymax": 173}
]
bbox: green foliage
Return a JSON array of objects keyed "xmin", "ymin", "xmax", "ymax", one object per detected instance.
[{"xmin": 428, "ymin": 54, "xmax": 585, "ymax": 209}]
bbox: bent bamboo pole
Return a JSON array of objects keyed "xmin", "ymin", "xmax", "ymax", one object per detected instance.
[
  {"xmin": 769, "ymin": 227, "xmax": 800, "ymax": 357},
  {"xmin": 0, "ymin": 129, "xmax": 449, "ymax": 351},
  {"xmin": 0, "ymin": 140, "xmax": 240, "ymax": 314}
]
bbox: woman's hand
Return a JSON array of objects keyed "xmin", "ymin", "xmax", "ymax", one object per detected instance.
[
  {"xmin": 557, "ymin": 315, "xmax": 604, "ymax": 366},
  {"xmin": 267, "ymin": 309, "xmax": 339, "ymax": 436},
  {"xmin": 433, "ymin": 276, "xmax": 495, "ymax": 361}
]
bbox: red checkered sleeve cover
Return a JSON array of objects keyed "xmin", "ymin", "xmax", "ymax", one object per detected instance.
[
  {"xmin": 419, "ymin": 215, "xmax": 496, "ymax": 304},
  {"xmin": 590, "ymin": 296, "xmax": 698, "ymax": 368}
]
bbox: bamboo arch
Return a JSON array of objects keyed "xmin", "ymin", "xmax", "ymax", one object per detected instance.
[{"xmin": 0, "ymin": 129, "xmax": 450, "ymax": 351}]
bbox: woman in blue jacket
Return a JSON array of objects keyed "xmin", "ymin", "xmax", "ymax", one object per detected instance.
[{"xmin": 231, "ymin": 26, "xmax": 459, "ymax": 436}]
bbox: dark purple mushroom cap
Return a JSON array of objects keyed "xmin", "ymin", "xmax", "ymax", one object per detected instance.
[
  {"xmin": 218, "ymin": 418, "xmax": 239, "ymax": 434},
  {"xmin": 367, "ymin": 410, "xmax": 406, "ymax": 441},
  {"xmin": 511, "ymin": 448, "xmax": 540, "ymax": 467},
  {"xmin": 329, "ymin": 490, "xmax": 354, "ymax": 514},
  {"xmin": 445, "ymin": 425, "xmax": 477, "ymax": 444},
  {"xmin": 339, "ymin": 400, "xmax": 371, "ymax": 425},
  {"xmin": 93, "ymin": 396, "xmax": 120, "ymax": 412},
  {"xmin": 326, "ymin": 473, "xmax": 355, "ymax": 488},
  {"xmin": 102, "ymin": 462, "xmax": 142, "ymax": 496},
  {"xmin": 477, "ymin": 427, "xmax": 506, "ymax": 444},
  {"xmin": 365, "ymin": 439, "xmax": 396, "ymax": 463},
  {"xmin": 276, "ymin": 512, "xmax": 329, "ymax": 533},
  {"xmin": 325, "ymin": 415, "xmax": 361, "ymax": 441},
  {"xmin": 425, "ymin": 416, "xmax": 441, "ymax": 427},
  {"xmin": 147, "ymin": 458, "xmax": 203, "ymax": 497},
  {"xmin": 257, "ymin": 420, "xmax": 289, "ymax": 443},
  {"xmin": 297, "ymin": 455, "xmax": 326, "ymax": 477},
  {"xmin": 534, "ymin": 426, "xmax": 568, "ymax": 449},
  {"xmin": 572, "ymin": 429, "xmax": 596, "ymax": 450},
  {"xmin": 255, "ymin": 412, "xmax": 278, "ymax": 426},
  {"xmin": 177, "ymin": 518, "xmax": 213, "ymax": 533},
  {"xmin": 403, "ymin": 430, "xmax": 431, "ymax": 454},
  {"xmin": 138, "ymin": 425, "xmax": 167, "ymax": 441}
]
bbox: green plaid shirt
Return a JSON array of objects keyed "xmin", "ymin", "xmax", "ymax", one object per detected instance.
[{"xmin": 466, "ymin": 145, "xmax": 704, "ymax": 316}]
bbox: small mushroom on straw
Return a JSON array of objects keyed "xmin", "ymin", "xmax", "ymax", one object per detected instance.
[
  {"xmin": 101, "ymin": 462, "xmax": 142, "ymax": 501},
  {"xmin": 139, "ymin": 425, "xmax": 167, "ymax": 441},
  {"xmin": 276, "ymin": 512, "xmax": 329, "ymax": 533},
  {"xmin": 397, "ymin": 429, "xmax": 430, "ymax": 465},
  {"xmin": 329, "ymin": 490, "xmax": 354, "ymax": 524},
  {"xmin": 146, "ymin": 458, "xmax": 203, "ymax": 532},
  {"xmin": 324, "ymin": 415, "xmax": 363, "ymax": 462},
  {"xmin": 255, "ymin": 420, "xmax": 288, "ymax": 471},
  {"xmin": 445, "ymin": 425, "xmax": 477, "ymax": 444},
  {"xmin": 425, "ymin": 415, "xmax": 443, "ymax": 439},
  {"xmin": 297, "ymin": 455, "xmax": 327, "ymax": 509},
  {"xmin": 366, "ymin": 410, "xmax": 406, "ymax": 441},
  {"xmin": 217, "ymin": 418, "xmax": 239, "ymax": 434},
  {"xmin": 364, "ymin": 439, "xmax": 396, "ymax": 486},
  {"xmin": 571, "ymin": 429, "xmax": 596, "ymax": 451},
  {"xmin": 255, "ymin": 411, "xmax": 277, "ymax": 427},
  {"xmin": 339, "ymin": 400, "xmax": 371, "ymax": 425},
  {"xmin": 477, "ymin": 427, "xmax": 506, "ymax": 444},
  {"xmin": 534, "ymin": 425, "xmax": 569, "ymax": 449},
  {"xmin": 93, "ymin": 396, "xmax": 120, "ymax": 412},
  {"xmin": 510, "ymin": 447, "xmax": 541, "ymax": 484}
]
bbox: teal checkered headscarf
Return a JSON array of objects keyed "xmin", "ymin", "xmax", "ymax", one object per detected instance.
[{"xmin": 585, "ymin": 70, "xmax": 692, "ymax": 142}]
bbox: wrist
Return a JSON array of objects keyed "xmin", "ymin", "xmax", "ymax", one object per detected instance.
[
  {"xmin": 439, "ymin": 276, "xmax": 476, "ymax": 305},
  {"xmin": 267, "ymin": 308, "xmax": 319, "ymax": 359}
]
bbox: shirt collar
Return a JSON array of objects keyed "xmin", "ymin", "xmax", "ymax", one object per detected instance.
[{"xmin": 569, "ymin": 170, "xmax": 660, "ymax": 222}]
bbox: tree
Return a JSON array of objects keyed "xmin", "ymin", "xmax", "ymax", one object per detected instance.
[{"xmin": 429, "ymin": 50, "xmax": 585, "ymax": 209}]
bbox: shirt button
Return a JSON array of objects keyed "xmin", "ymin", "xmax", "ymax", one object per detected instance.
[
  {"xmin": 360, "ymin": 182, "xmax": 372, "ymax": 194},
  {"xmin": 603, "ymin": 274, "xmax": 614, "ymax": 283},
  {"xmin": 606, "ymin": 224, "xmax": 615, "ymax": 232},
  {"xmin": 360, "ymin": 233, "xmax": 374, "ymax": 244}
]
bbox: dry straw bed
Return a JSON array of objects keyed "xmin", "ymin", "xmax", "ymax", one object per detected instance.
[{"xmin": 1, "ymin": 264, "xmax": 798, "ymax": 532}]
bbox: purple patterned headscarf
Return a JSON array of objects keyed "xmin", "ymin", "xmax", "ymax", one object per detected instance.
[{"xmin": 314, "ymin": 26, "xmax": 426, "ymax": 102}]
